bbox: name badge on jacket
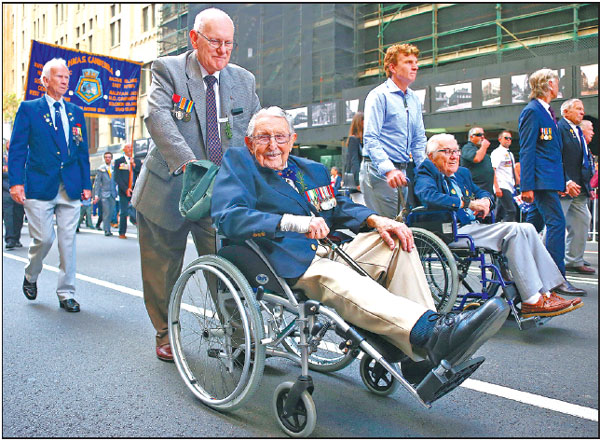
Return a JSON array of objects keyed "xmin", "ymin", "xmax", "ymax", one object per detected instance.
[{"xmin": 304, "ymin": 185, "xmax": 337, "ymax": 211}]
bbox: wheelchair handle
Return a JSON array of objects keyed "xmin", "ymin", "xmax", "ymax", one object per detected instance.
[{"xmin": 320, "ymin": 237, "xmax": 375, "ymax": 281}]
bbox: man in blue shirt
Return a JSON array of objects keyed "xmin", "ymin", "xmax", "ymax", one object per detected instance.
[{"xmin": 361, "ymin": 43, "xmax": 427, "ymax": 219}]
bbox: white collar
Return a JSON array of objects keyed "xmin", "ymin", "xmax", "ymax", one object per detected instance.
[
  {"xmin": 198, "ymin": 61, "xmax": 221, "ymax": 84},
  {"xmin": 536, "ymin": 98, "xmax": 550, "ymax": 111},
  {"xmin": 563, "ymin": 117, "xmax": 579, "ymax": 132},
  {"xmin": 45, "ymin": 94, "xmax": 64, "ymax": 109}
]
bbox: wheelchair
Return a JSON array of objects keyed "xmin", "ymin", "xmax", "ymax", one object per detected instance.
[
  {"xmin": 168, "ymin": 236, "xmax": 486, "ymax": 437},
  {"xmin": 405, "ymin": 202, "xmax": 555, "ymax": 331}
]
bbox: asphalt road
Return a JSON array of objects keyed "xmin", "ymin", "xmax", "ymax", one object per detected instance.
[{"xmin": 2, "ymin": 223, "xmax": 598, "ymax": 437}]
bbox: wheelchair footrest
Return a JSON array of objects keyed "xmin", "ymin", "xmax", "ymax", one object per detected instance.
[
  {"xmin": 416, "ymin": 356, "xmax": 484, "ymax": 405},
  {"xmin": 516, "ymin": 315, "xmax": 553, "ymax": 330}
]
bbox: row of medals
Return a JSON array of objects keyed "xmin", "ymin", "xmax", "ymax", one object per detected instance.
[{"xmin": 172, "ymin": 105, "xmax": 192, "ymax": 122}]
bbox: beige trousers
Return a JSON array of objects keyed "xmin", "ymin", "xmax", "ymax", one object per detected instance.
[{"xmin": 294, "ymin": 231, "xmax": 435, "ymax": 358}]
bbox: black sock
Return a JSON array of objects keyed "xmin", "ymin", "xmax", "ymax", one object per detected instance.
[{"xmin": 409, "ymin": 310, "xmax": 437, "ymax": 347}]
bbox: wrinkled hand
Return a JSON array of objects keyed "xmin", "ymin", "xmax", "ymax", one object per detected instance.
[
  {"xmin": 495, "ymin": 188, "xmax": 503, "ymax": 197},
  {"xmin": 566, "ymin": 181, "xmax": 581, "ymax": 198},
  {"xmin": 385, "ymin": 169, "xmax": 407, "ymax": 189},
  {"xmin": 82, "ymin": 189, "xmax": 92, "ymax": 200},
  {"xmin": 521, "ymin": 190, "xmax": 534, "ymax": 203},
  {"xmin": 366, "ymin": 214, "xmax": 413, "ymax": 251},
  {"xmin": 469, "ymin": 198, "xmax": 491, "ymax": 218},
  {"xmin": 305, "ymin": 216, "xmax": 330, "ymax": 240},
  {"xmin": 9, "ymin": 185, "xmax": 25, "ymax": 205}
]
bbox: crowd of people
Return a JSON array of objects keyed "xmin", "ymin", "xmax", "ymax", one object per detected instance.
[{"xmin": 4, "ymin": 8, "xmax": 596, "ymax": 375}]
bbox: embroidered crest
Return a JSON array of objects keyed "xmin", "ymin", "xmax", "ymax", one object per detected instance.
[{"xmin": 75, "ymin": 69, "xmax": 103, "ymax": 104}]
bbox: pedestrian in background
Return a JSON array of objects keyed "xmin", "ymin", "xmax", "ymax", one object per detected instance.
[
  {"xmin": 460, "ymin": 127, "xmax": 494, "ymax": 195},
  {"xmin": 8, "ymin": 57, "xmax": 91, "ymax": 312},
  {"xmin": 3, "ymin": 141, "xmax": 25, "ymax": 250},
  {"xmin": 330, "ymin": 166, "xmax": 341, "ymax": 193},
  {"xmin": 362, "ymin": 43, "xmax": 427, "ymax": 218},
  {"xmin": 76, "ymin": 195, "xmax": 93, "ymax": 232},
  {"xmin": 131, "ymin": 7, "xmax": 260, "ymax": 362},
  {"xmin": 113, "ymin": 142, "xmax": 140, "ymax": 239},
  {"xmin": 491, "ymin": 130, "xmax": 519, "ymax": 222},
  {"xmin": 93, "ymin": 151, "xmax": 117, "ymax": 236},
  {"xmin": 519, "ymin": 68, "xmax": 585, "ymax": 297},
  {"xmin": 344, "ymin": 111, "xmax": 365, "ymax": 204}
]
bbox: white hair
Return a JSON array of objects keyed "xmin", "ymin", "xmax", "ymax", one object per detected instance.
[
  {"xmin": 426, "ymin": 133, "xmax": 458, "ymax": 155},
  {"xmin": 468, "ymin": 127, "xmax": 483, "ymax": 138},
  {"xmin": 580, "ymin": 119, "xmax": 593, "ymax": 130},
  {"xmin": 560, "ymin": 98, "xmax": 583, "ymax": 116},
  {"xmin": 246, "ymin": 106, "xmax": 295, "ymax": 137},
  {"xmin": 40, "ymin": 58, "xmax": 68, "ymax": 83},
  {"xmin": 194, "ymin": 8, "xmax": 234, "ymax": 33}
]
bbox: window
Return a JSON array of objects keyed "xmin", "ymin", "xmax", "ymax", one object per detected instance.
[
  {"xmin": 111, "ymin": 4, "xmax": 115, "ymax": 17},
  {"xmin": 89, "ymin": 35, "xmax": 93, "ymax": 52},
  {"xmin": 111, "ymin": 20, "xmax": 121, "ymax": 46},
  {"xmin": 151, "ymin": 4, "xmax": 155, "ymax": 27},
  {"xmin": 43, "ymin": 14, "xmax": 45, "ymax": 33},
  {"xmin": 82, "ymin": 23, "xmax": 85, "ymax": 34},
  {"xmin": 76, "ymin": 43, "xmax": 79, "ymax": 50},
  {"xmin": 55, "ymin": 5, "xmax": 58, "ymax": 25},
  {"xmin": 60, "ymin": 37, "xmax": 63, "ymax": 45},
  {"xmin": 89, "ymin": 18, "xmax": 93, "ymax": 30},
  {"xmin": 76, "ymin": 27, "xmax": 80, "ymax": 38},
  {"xmin": 143, "ymin": 6, "xmax": 149, "ymax": 32}
]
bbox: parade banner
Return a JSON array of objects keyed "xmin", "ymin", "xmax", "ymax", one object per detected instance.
[{"xmin": 25, "ymin": 40, "xmax": 142, "ymax": 118}]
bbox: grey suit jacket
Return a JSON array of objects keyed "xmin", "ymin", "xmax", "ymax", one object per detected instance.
[
  {"xmin": 93, "ymin": 164, "xmax": 117, "ymax": 200},
  {"xmin": 132, "ymin": 50, "xmax": 261, "ymax": 230}
]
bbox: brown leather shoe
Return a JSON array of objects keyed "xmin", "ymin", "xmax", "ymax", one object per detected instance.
[
  {"xmin": 521, "ymin": 295, "xmax": 573, "ymax": 318},
  {"xmin": 156, "ymin": 343, "xmax": 174, "ymax": 362},
  {"xmin": 566, "ymin": 265, "xmax": 596, "ymax": 275},
  {"xmin": 119, "ymin": 234, "xmax": 127, "ymax": 239},
  {"xmin": 550, "ymin": 291, "xmax": 582, "ymax": 307}
]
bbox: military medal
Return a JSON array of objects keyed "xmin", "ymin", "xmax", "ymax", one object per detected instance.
[
  {"xmin": 72, "ymin": 124, "xmax": 83, "ymax": 146},
  {"xmin": 171, "ymin": 94, "xmax": 195, "ymax": 122},
  {"xmin": 304, "ymin": 185, "xmax": 337, "ymax": 211}
]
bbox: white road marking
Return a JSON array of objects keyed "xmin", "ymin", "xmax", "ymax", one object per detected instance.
[{"xmin": 3, "ymin": 252, "xmax": 598, "ymax": 422}]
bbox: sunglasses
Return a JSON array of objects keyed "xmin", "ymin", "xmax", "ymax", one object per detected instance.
[
  {"xmin": 472, "ymin": 133, "xmax": 484, "ymax": 137},
  {"xmin": 503, "ymin": 136, "xmax": 512, "ymax": 140}
]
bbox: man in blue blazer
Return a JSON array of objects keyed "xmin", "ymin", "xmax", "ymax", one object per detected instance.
[
  {"xmin": 8, "ymin": 58, "xmax": 91, "ymax": 312},
  {"xmin": 518, "ymin": 68, "xmax": 585, "ymax": 296},
  {"xmin": 212, "ymin": 106, "xmax": 509, "ymax": 375},
  {"xmin": 557, "ymin": 99, "xmax": 595, "ymax": 275},
  {"xmin": 414, "ymin": 133, "xmax": 582, "ymax": 319}
]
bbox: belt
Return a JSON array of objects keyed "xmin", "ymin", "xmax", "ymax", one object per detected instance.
[{"xmin": 364, "ymin": 157, "xmax": 409, "ymax": 169}]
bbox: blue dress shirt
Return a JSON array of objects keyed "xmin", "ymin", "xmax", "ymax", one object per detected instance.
[{"xmin": 363, "ymin": 78, "xmax": 427, "ymax": 176}]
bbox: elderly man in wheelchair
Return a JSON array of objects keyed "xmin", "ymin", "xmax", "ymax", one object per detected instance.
[
  {"xmin": 192, "ymin": 107, "xmax": 510, "ymax": 433},
  {"xmin": 413, "ymin": 133, "xmax": 584, "ymax": 323}
]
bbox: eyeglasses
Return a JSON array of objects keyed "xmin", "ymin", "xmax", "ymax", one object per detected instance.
[
  {"xmin": 437, "ymin": 149, "xmax": 461, "ymax": 156},
  {"xmin": 503, "ymin": 136, "xmax": 512, "ymax": 140},
  {"xmin": 198, "ymin": 32, "xmax": 238, "ymax": 50},
  {"xmin": 472, "ymin": 133, "xmax": 484, "ymax": 137},
  {"xmin": 251, "ymin": 134, "xmax": 292, "ymax": 146}
]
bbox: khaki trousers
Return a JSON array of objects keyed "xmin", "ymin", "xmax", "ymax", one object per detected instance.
[{"xmin": 294, "ymin": 231, "xmax": 435, "ymax": 358}]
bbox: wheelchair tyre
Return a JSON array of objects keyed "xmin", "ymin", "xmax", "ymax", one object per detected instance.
[
  {"xmin": 411, "ymin": 227, "xmax": 459, "ymax": 313},
  {"xmin": 359, "ymin": 354, "xmax": 400, "ymax": 396},
  {"xmin": 279, "ymin": 309, "xmax": 357, "ymax": 373},
  {"xmin": 168, "ymin": 255, "xmax": 266, "ymax": 412},
  {"xmin": 273, "ymin": 381, "xmax": 317, "ymax": 438}
]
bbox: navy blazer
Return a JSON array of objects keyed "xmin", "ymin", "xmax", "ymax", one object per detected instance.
[
  {"xmin": 414, "ymin": 159, "xmax": 493, "ymax": 226},
  {"xmin": 518, "ymin": 99, "xmax": 565, "ymax": 192},
  {"xmin": 211, "ymin": 147, "xmax": 375, "ymax": 278},
  {"xmin": 558, "ymin": 118, "xmax": 593, "ymax": 197},
  {"xmin": 8, "ymin": 97, "xmax": 91, "ymax": 201}
]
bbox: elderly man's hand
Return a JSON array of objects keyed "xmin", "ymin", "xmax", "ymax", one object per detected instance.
[
  {"xmin": 469, "ymin": 198, "xmax": 491, "ymax": 218},
  {"xmin": 385, "ymin": 169, "xmax": 407, "ymax": 189},
  {"xmin": 305, "ymin": 216, "xmax": 330, "ymax": 240},
  {"xmin": 366, "ymin": 214, "xmax": 413, "ymax": 251},
  {"xmin": 9, "ymin": 185, "xmax": 26, "ymax": 205}
]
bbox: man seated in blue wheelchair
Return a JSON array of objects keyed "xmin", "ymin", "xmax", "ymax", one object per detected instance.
[
  {"xmin": 211, "ymin": 107, "xmax": 510, "ymax": 390},
  {"xmin": 413, "ymin": 133, "xmax": 583, "ymax": 321}
]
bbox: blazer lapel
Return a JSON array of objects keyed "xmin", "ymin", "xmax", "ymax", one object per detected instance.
[
  {"xmin": 260, "ymin": 167, "xmax": 313, "ymax": 215},
  {"xmin": 218, "ymin": 68, "xmax": 234, "ymax": 150},
  {"xmin": 186, "ymin": 52, "xmax": 207, "ymax": 147},
  {"xmin": 38, "ymin": 98, "xmax": 62, "ymax": 159}
]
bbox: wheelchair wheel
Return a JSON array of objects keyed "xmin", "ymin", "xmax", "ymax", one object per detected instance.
[
  {"xmin": 168, "ymin": 255, "xmax": 266, "ymax": 412},
  {"xmin": 411, "ymin": 227, "xmax": 459, "ymax": 313},
  {"xmin": 278, "ymin": 308, "xmax": 357, "ymax": 373},
  {"xmin": 273, "ymin": 381, "xmax": 317, "ymax": 438},
  {"xmin": 359, "ymin": 354, "xmax": 400, "ymax": 396}
]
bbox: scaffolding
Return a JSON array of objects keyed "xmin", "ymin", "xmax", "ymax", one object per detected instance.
[
  {"xmin": 158, "ymin": 4, "xmax": 189, "ymax": 57},
  {"xmin": 356, "ymin": 3, "xmax": 598, "ymax": 80}
]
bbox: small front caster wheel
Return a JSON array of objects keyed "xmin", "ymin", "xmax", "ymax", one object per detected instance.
[
  {"xmin": 360, "ymin": 354, "xmax": 399, "ymax": 396},
  {"xmin": 273, "ymin": 381, "xmax": 317, "ymax": 438}
]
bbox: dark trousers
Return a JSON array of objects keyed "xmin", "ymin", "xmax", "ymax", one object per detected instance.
[
  {"xmin": 118, "ymin": 190, "xmax": 131, "ymax": 235},
  {"xmin": 495, "ymin": 189, "xmax": 517, "ymax": 222},
  {"xmin": 527, "ymin": 190, "xmax": 566, "ymax": 275},
  {"xmin": 137, "ymin": 212, "xmax": 216, "ymax": 346},
  {"xmin": 2, "ymin": 189, "xmax": 25, "ymax": 245}
]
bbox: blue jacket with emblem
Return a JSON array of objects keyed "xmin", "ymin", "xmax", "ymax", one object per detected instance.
[
  {"xmin": 8, "ymin": 97, "xmax": 91, "ymax": 200},
  {"xmin": 211, "ymin": 147, "xmax": 376, "ymax": 278},
  {"xmin": 414, "ymin": 158, "xmax": 493, "ymax": 226},
  {"xmin": 518, "ymin": 99, "xmax": 565, "ymax": 192}
]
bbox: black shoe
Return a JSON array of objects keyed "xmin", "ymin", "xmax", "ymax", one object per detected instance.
[
  {"xmin": 553, "ymin": 280, "xmax": 587, "ymax": 297},
  {"xmin": 59, "ymin": 298, "xmax": 80, "ymax": 312},
  {"xmin": 104, "ymin": 232, "xmax": 113, "ymax": 236},
  {"xmin": 15, "ymin": 241, "xmax": 23, "ymax": 248},
  {"xmin": 5, "ymin": 242, "xmax": 17, "ymax": 250},
  {"xmin": 95, "ymin": 226, "xmax": 102, "ymax": 230},
  {"xmin": 23, "ymin": 276, "xmax": 37, "ymax": 300},
  {"xmin": 76, "ymin": 228, "xmax": 80, "ymax": 233},
  {"xmin": 423, "ymin": 298, "xmax": 509, "ymax": 367}
]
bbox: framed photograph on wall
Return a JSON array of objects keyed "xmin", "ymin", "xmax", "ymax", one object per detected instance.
[
  {"xmin": 580, "ymin": 64, "xmax": 598, "ymax": 96},
  {"xmin": 312, "ymin": 102, "xmax": 337, "ymax": 127},
  {"xmin": 434, "ymin": 82, "xmax": 472, "ymax": 112},
  {"xmin": 413, "ymin": 88, "xmax": 427, "ymax": 113},
  {"xmin": 345, "ymin": 99, "xmax": 360, "ymax": 122},
  {"xmin": 482, "ymin": 78, "xmax": 501, "ymax": 106},
  {"xmin": 286, "ymin": 107, "xmax": 308, "ymax": 129}
]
